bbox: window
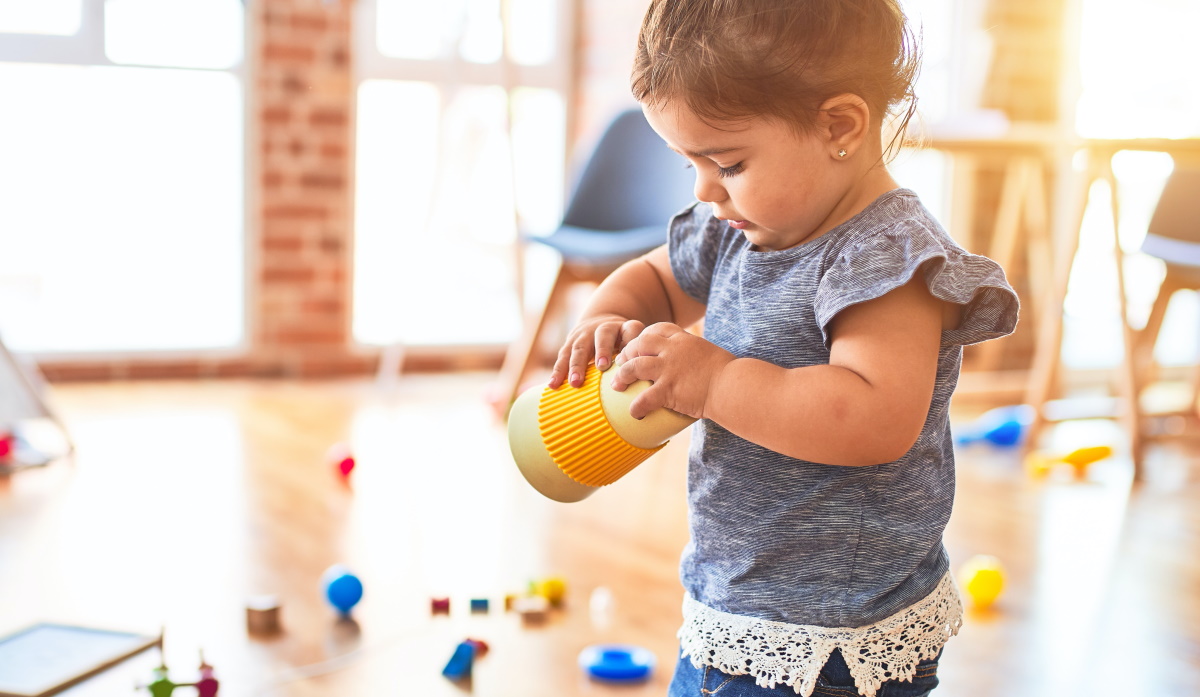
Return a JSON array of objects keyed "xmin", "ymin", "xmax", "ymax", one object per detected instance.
[
  {"xmin": 0, "ymin": 0, "xmax": 246, "ymax": 354},
  {"xmin": 1063, "ymin": 0, "xmax": 1200, "ymax": 370},
  {"xmin": 352, "ymin": 0, "xmax": 570, "ymax": 347}
]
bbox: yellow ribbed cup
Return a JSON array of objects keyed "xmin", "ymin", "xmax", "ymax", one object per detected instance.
[{"xmin": 537, "ymin": 365, "xmax": 663, "ymax": 487}]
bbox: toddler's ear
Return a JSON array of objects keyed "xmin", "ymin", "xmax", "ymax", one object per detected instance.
[{"xmin": 817, "ymin": 94, "xmax": 871, "ymax": 156}]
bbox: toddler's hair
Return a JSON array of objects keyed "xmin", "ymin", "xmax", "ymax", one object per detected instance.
[{"xmin": 631, "ymin": 0, "xmax": 921, "ymax": 153}]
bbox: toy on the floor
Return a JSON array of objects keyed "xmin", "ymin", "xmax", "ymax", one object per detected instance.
[
  {"xmin": 246, "ymin": 594, "xmax": 282, "ymax": 635},
  {"xmin": 513, "ymin": 595, "xmax": 549, "ymax": 623},
  {"xmin": 140, "ymin": 653, "xmax": 219, "ymax": 696},
  {"xmin": 469, "ymin": 598, "xmax": 489, "ymax": 613},
  {"xmin": 954, "ymin": 405, "xmax": 1034, "ymax": 448},
  {"xmin": 532, "ymin": 576, "xmax": 567, "ymax": 607},
  {"xmin": 141, "ymin": 664, "xmax": 181, "ymax": 697},
  {"xmin": 431, "ymin": 597, "xmax": 451, "ymax": 615},
  {"xmin": 1024, "ymin": 444, "xmax": 1114, "ymax": 478},
  {"xmin": 508, "ymin": 363, "xmax": 696, "ymax": 502},
  {"xmin": 959, "ymin": 554, "xmax": 1005, "ymax": 609},
  {"xmin": 0, "ymin": 430, "xmax": 13, "ymax": 460},
  {"xmin": 194, "ymin": 652, "xmax": 219, "ymax": 697},
  {"xmin": 578, "ymin": 644, "xmax": 655, "ymax": 683},
  {"xmin": 441, "ymin": 638, "xmax": 488, "ymax": 681},
  {"xmin": 326, "ymin": 442, "xmax": 355, "ymax": 478},
  {"xmin": 321, "ymin": 565, "xmax": 363, "ymax": 615}
]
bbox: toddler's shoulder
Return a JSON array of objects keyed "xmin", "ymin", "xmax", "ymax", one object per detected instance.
[{"xmin": 816, "ymin": 190, "xmax": 1019, "ymax": 346}]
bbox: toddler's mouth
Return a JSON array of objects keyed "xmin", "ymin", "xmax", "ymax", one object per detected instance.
[{"xmin": 721, "ymin": 218, "xmax": 748, "ymax": 230}]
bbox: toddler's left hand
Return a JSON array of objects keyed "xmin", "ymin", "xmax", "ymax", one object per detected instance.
[{"xmin": 611, "ymin": 323, "xmax": 734, "ymax": 420}]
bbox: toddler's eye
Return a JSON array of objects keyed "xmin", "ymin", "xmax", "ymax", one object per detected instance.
[{"xmin": 716, "ymin": 162, "xmax": 744, "ymax": 178}]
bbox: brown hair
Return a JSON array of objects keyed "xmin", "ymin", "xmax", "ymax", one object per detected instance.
[{"xmin": 631, "ymin": 0, "xmax": 921, "ymax": 154}]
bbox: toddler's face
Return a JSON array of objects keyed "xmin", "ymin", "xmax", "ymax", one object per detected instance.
[{"xmin": 643, "ymin": 101, "xmax": 860, "ymax": 252}]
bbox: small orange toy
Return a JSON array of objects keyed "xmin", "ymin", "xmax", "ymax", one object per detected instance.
[{"xmin": 1024, "ymin": 445, "xmax": 1113, "ymax": 479}]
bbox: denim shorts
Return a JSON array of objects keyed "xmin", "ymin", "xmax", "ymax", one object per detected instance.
[{"xmin": 667, "ymin": 647, "xmax": 941, "ymax": 697}]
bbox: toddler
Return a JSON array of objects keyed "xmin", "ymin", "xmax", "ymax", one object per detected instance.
[{"xmin": 549, "ymin": 1, "xmax": 1019, "ymax": 695}]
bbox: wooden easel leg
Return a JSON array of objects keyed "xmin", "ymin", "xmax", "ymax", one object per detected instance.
[
  {"xmin": 1103, "ymin": 162, "xmax": 1145, "ymax": 477},
  {"xmin": 975, "ymin": 158, "xmax": 1034, "ymax": 373},
  {"xmin": 1023, "ymin": 161, "xmax": 1095, "ymax": 458},
  {"xmin": 493, "ymin": 264, "xmax": 570, "ymax": 417}
]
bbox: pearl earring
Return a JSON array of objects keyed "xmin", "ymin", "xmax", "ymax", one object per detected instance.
[{"xmin": 838, "ymin": 149, "xmax": 847, "ymax": 158}]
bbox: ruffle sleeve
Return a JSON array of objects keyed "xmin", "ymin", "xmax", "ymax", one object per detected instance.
[{"xmin": 814, "ymin": 219, "xmax": 1019, "ymax": 348}]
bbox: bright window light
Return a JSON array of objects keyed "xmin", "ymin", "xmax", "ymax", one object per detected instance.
[
  {"xmin": 0, "ymin": 63, "xmax": 244, "ymax": 353},
  {"xmin": 0, "ymin": 0, "xmax": 81, "ymax": 36},
  {"xmin": 104, "ymin": 0, "xmax": 244, "ymax": 70},
  {"xmin": 376, "ymin": 0, "xmax": 555, "ymax": 65},
  {"xmin": 353, "ymin": 81, "xmax": 564, "ymax": 346},
  {"xmin": 1076, "ymin": 0, "xmax": 1200, "ymax": 138}
]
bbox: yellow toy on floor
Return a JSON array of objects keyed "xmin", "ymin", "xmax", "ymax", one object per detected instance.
[
  {"xmin": 1024, "ymin": 445, "xmax": 1114, "ymax": 478},
  {"xmin": 508, "ymin": 363, "xmax": 695, "ymax": 502},
  {"xmin": 958, "ymin": 554, "xmax": 1006, "ymax": 609}
]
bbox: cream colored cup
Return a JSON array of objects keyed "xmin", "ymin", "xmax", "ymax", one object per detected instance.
[{"xmin": 507, "ymin": 365, "xmax": 696, "ymax": 502}]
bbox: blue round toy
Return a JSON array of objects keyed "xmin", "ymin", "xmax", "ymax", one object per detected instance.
[
  {"xmin": 578, "ymin": 644, "xmax": 655, "ymax": 683},
  {"xmin": 321, "ymin": 565, "xmax": 363, "ymax": 615}
]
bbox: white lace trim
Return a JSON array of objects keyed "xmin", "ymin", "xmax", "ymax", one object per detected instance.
[{"xmin": 677, "ymin": 573, "xmax": 963, "ymax": 697}]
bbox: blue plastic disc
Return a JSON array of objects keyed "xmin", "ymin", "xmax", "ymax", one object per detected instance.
[
  {"xmin": 321, "ymin": 565, "xmax": 363, "ymax": 614},
  {"xmin": 578, "ymin": 644, "xmax": 655, "ymax": 683}
]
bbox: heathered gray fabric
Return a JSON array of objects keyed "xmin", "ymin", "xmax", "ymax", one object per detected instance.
[{"xmin": 668, "ymin": 188, "xmax": 1018, "ymax": 628}]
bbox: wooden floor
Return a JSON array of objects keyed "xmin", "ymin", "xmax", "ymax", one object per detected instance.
[{"xmin": 1, "ymin": 374, "xmax": 1197, "ymax": 697}]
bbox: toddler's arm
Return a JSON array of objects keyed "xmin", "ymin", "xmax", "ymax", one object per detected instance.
[
  {"xmin": 549, "ymin": 245, "xmax": 705, "ymax": 390},
  {"xmin": 613, "ymin": 276, "xmax": 944, "ymax": 466}
]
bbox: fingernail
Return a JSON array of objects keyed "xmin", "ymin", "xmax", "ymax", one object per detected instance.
[
  {"xmin": 597, "ymin": 357, "xmax": 610, "ymax": 370},
  {"xmin": 569, "ymin": 372, "xmax": 580, "ymax": 385}
]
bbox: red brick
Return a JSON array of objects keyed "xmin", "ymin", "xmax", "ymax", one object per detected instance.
[
  {"xmin": 302, "ymin": 299, "xmax": 343, "ymax": 315},
  {"xmin": 319, "ymin": 142, "xmax": 346, "ymax": 159},
  {"xmin": 262, "ymin": 106, "xmax": 291, "ymax": 124},
  {"xmin": 309, "ymin": 108, "xmax": 347, "ymax": 127},
  {"xmin": 263, "ymin": 204, "xmax": 328, "ymax": 220},
  {"xmin": 262, "ymin": 267, "xmax": 317, "ymax": 284},
  {"xmin": 263, "ymin": 43, "xmax": 316, "ymax": 63},
  {"xmin": 300, "ymin": 172, "xmax": 344, "ymax": 189},
  {"xmin": 263, "ymin": 234, "xmax": 304, "ymax": 252},
  {"xmin": 272, "ymin": 328, "xmax": 345, "ymax": 345},
  {"xmin": 291, "ymin": 12, "xmax": 329, "ymax": 32}
]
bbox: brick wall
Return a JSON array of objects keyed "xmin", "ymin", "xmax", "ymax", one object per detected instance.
[
  {"xmin": 40, "ymin": 0, "xmax": 367, "ymax": 380},
  {"xmin": 255, "ymin": 0, "xmax": 360, "ymax": 377},
  {"xmin": 39, "ymin": 0, "xmax": 651, "ymax": 381}
]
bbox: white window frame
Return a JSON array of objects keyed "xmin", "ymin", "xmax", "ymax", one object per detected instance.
[
  {"xmin": 0, "ymin": 0, "xmax": 254, "ymax": 362},
  {"xmin": 350, "ymin": 0, "xmax": 577, "ymax": 350}
]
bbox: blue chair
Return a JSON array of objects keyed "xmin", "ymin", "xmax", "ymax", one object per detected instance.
[
  {"xmin": 1131, "ymin": 167, "xmax": 1200, "ymax": 430},
  {"xmin": 494, "ymin": 108, "xmax": 697, "ymax": 409}
]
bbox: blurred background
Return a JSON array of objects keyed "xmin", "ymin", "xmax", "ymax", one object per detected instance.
[
  {"xmin": 1, "ymin": 2, "xmax": 1199, "ymax": 696},
  {"xmin": 0, "ymin": 0, "xmax": 1196, "ymax": 378}
]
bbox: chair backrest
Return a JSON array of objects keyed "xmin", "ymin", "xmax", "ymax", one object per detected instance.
[
  {"xmin": 1148, "ymin": 167, "xmax": 1200, "ymax": 244},
  {"xmin": 561, "ymin": 108, "xmax": 697, "ymax": 232}
]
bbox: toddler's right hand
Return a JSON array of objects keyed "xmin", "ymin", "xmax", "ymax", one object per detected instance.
[{"xmin": 549, "ymin": 314, "xmax": 646, "ymax": 389}]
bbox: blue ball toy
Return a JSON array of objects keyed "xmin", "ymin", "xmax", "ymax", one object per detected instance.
[{"xmin": 321, "ymin": 565, "xmax": 363, "ymax": 615}]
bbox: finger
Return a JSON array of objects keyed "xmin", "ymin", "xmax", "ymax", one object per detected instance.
[
  {"xmin": 609, "ymin": 355, "xmax": 656, "ymax": 392},
  {"xmin": 616, "ymin": 319, "xmax": 645, "ymax": 351},
  {"xmin": 615, "ymin": 330, "xmax": 661, "ymax": 366},
  {"xmin": 594, "ymin": 324, "xmax": 620, "ymax": 371},
  {"xmin": 548, "ymin": 342, "xmax": 573, "ymax": 388},
  {"xmin": 567, "ymin": 341, "xmax": 594, "ymax": 388},
  {"xmin": 627, "ymin": 384, "xmax": 666, "ymax": 420}
]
